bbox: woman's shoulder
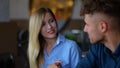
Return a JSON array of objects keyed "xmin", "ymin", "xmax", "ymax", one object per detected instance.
[
  {"xmin": 59, "ymin": 34, "xmax": 81, "ymax": 53},
  {"xmin": 65, "ymin": 38, "xmax": 77, "ymax": 45},
  {"xmin": 59, "ymin": 34, "xmax": 77, "ymax": 45}
]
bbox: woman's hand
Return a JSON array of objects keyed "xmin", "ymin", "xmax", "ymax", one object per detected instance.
[{"xmin": 47, "ymin": 61, "xmax": 61, "ymax": 68}]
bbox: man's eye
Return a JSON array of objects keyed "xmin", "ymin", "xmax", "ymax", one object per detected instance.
[{"xmin": 82, "ymin": 22, "xmax": 86, "ymax": 27}]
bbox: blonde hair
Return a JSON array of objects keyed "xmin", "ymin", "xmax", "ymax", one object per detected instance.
[{"xmin": 28, "ymin": 7, "xmax": 56, "ymax": 68}]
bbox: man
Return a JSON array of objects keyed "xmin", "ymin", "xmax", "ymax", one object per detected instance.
[{"xmin": 78, "ymin": 0, "xmax": 120, "ymax": 68}]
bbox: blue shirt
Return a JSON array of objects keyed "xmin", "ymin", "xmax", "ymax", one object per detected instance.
[
  {"xmin": 41, "ymin": 34, "xmax": 82, "ymax": 68},
  {"xmin": 77, "ymin": 43, "xmax": 120, "ymax": 68}
]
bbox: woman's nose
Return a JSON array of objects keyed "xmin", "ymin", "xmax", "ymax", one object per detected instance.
[{"xmin": 47, "ymin": 23, "xmax": 52, "ymax": 29}]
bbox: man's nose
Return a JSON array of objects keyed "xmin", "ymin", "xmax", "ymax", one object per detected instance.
[{"xmin": 83, "ymin": 26, "xmax": 87, "ymax": 32}]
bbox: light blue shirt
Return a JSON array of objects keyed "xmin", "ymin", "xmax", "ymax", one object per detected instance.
[{"xmin": 41, "ymin": 34, "xmax": 82, "ymax": 68}]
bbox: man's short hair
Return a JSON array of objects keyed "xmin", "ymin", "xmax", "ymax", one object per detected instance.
[{"xmin": 80, "ymin": 0, "xmax": 120, "ymax": 32}]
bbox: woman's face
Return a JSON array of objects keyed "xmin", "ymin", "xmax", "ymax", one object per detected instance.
[{"xmin": 40, "ymin": 12, "xmax": 57, "ymax": 39}]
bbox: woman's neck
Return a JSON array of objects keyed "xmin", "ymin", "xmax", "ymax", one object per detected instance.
[{"xmin": 44, "ymin": 37, "xmax": 57, "ymax": 55}]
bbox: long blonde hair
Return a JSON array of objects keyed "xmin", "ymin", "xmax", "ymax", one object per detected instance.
[{"xmin": 28, "ymin": 7, "xmax": 56, "ymax": 68}]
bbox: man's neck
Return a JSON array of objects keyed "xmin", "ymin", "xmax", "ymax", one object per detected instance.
[{"xmin": 104, "ymin": 32, "xmax": 120, "ymax": 53}]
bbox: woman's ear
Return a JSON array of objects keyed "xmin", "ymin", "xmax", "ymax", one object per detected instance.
[{"xmin": 99, "ymin": 20, "xmax": 108, "ymax": 33}]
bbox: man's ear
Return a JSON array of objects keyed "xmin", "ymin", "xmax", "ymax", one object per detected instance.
[{"xmin": 99, "ymin": 21, "xmax": 108, "ymax": 33}]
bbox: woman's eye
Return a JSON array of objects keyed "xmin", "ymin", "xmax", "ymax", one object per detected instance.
[
  {"xmin": 49, "ymin": 19, "xmax": 55, "ymax": 23},
  {"xmin": 51, "ymin": 19, "xmax": 54, "ymax": 22},
  {"xmin": 42, "ymin": 22, "xmax": 45, "ymax": 26}
]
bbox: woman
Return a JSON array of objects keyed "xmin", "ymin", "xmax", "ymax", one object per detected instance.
[{"xmin": 28, "ymin": 7, "xmax": 82, "ymax": 68}]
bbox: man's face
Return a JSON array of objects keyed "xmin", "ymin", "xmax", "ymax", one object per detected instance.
[{"xmin": 83, "ymin": 14, "xmax": 104, "ymax": 44}]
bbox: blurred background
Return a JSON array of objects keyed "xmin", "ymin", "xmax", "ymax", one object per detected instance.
[{"xmin": 0, "ymin": 0, "xmax": 90, "ymax": 68}]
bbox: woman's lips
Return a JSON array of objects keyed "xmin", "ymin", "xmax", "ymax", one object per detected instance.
[{"xmin": 48, "ymin": 30, "xmax": 55, "ymax": 34}]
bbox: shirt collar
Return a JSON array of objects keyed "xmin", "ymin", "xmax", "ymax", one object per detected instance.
[
  {"xmin": 44, "ymin": 34, "xmax": 65, "ymax": 56},
  {"xmin": 113, "ymin": 43, "xmax": 120, "ymax": 56},
  {"xmin": 53, "ymin": 34, "xmax": 65, "ymax": 48},
  {"xmin": 104, "ymin": 43, "xmax": 120, "ymax": 56}
]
